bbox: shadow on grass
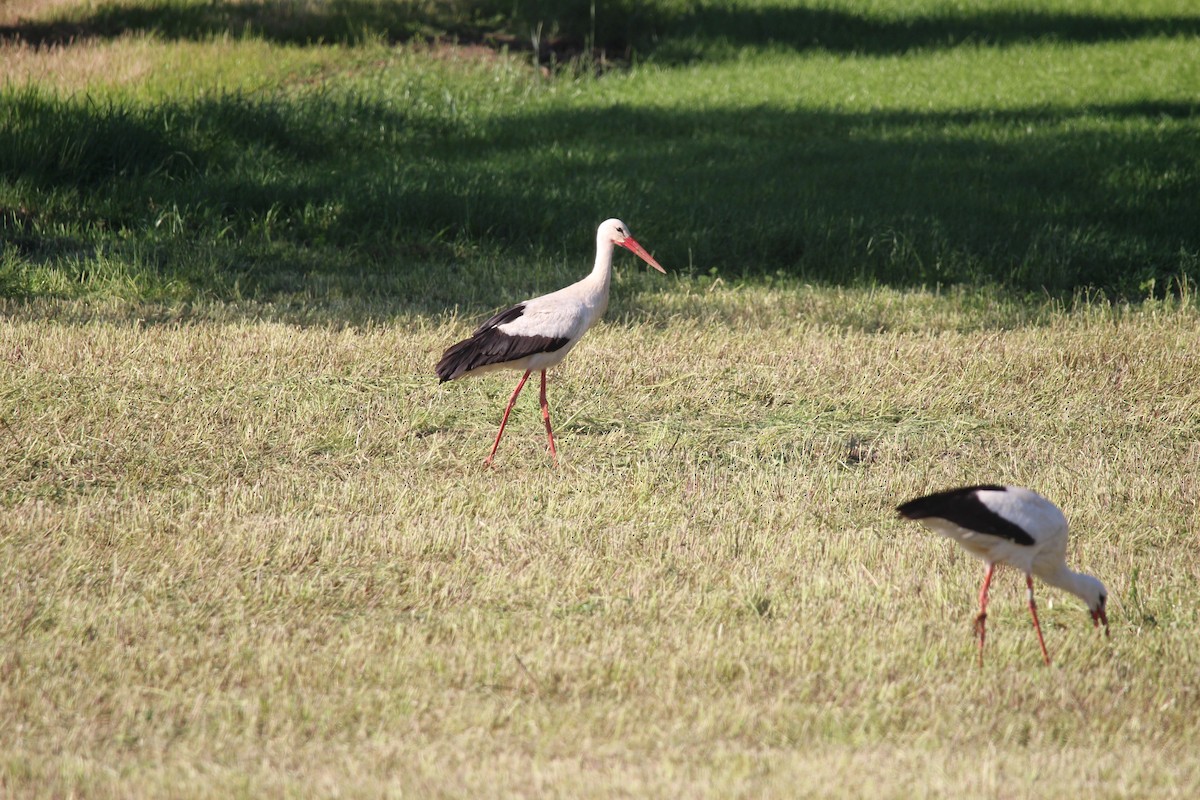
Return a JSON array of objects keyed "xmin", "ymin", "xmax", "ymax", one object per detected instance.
[
  {"xmin": 3, "ymin": 84, "xmax": 1197, "ymax": 308},
  {"xmin": 3, "ymin": 0, "xmax": 1198, "ymax": 57},
  {"xmin": 654, "ymin": 4, "xmax": 1200, "ymax": 61},
  {"xmin": 0, "ymin": 0, "xmax": 497, "ymax": 47}
]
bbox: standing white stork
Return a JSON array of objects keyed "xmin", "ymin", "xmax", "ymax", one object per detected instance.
[
  {"xmin": 436, "ymin": 218, "xmax": 665, "ymax": 466},
  {"xmin": 896, "ymin": 484, "xmax": 1109, "ymax": 666}
]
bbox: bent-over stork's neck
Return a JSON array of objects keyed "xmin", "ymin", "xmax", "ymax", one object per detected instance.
[{"xmin": 1036, "ymin": 563, "xmax": 1106, "ymax": 610}]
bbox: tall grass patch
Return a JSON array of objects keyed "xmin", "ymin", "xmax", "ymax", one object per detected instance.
[{"xmin": 2, "ymin": 1, "xmax": 1199, "ymax": 303}]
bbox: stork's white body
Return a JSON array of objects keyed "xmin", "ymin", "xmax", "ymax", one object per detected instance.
[
  {"xmin": 916, "ymin": 486, "xmax": 1097, "ymax": 598},
  {"xmin": 898, "ymin": 484, "xmax": 1109, "ymax": 666},
  {"xmin": 451, "ymin": 243, "xmax": 615, "ymax": 378},
  {"xmin": 464, "ymin": 289, "xmax": 603, "ymax": 375},
  {"xmin": 436, "ymin": 219, "xmax": 664, "ymax": 465}
]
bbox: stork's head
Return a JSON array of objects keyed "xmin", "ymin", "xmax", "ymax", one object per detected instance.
[
  {"xmin": 1079, "ymin": 574, "xmax": 1110, "ymax": 636},
  {"xmin": 599, "ymin": 218, "xmax": 665, "ymax": 273}
]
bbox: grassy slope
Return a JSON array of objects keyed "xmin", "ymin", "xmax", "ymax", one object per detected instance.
[{"xmin": 3, "ymin": 1, "xmax": 1200, "ymax": 796}]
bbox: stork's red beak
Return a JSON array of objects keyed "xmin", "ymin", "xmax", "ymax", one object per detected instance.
[
  {"xmin": 1093, "ymin": 607, "xmax": 1110, "ymax": 637},
  {"xmin": 620, "ymin": 236, "xmax": 666, "ymax": 274}
]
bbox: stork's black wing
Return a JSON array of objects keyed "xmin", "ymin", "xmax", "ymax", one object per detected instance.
[
  {"xmin": 436, "ymin": 303, "xmax": 569, "ymax": 382},
  {"xmin": 897, "ymin": 485, "xmax": 1035, "ymax": 545}
]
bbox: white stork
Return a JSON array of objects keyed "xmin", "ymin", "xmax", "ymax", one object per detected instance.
[
  {"xmin": 897, "ymin": 484, "xmax": 1109, "ymax": 666},
  {"xmin": 436, "ymin": 218, "xmax": 665, "ymax": 466}
]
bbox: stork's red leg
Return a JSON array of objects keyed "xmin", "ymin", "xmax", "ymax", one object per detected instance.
[
  {"xmin": 975, "ymin": 562, "xmax": 996, "ymax": 668},
  {"xmin": 484, "ymin": 369, "xmax": 532, "ymax": 467},
  {"xmin": 538, "ymin": 369, "xmax": 558, "ymax": 464},
  {"xmin": 1026, "ymin": 573, "xmax": 1052, "ymax": 666}
]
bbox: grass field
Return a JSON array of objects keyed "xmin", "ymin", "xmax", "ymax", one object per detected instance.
[{"xmin": 3, "ymin": 1, "xmax": 1200, "ymax": 797}]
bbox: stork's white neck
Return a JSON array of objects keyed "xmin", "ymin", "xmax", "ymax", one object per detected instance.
[
  {"xmin": 1036, "ymin": 563, "xmax": 1105, "ymax": 609},
  {"xmin": 570, "ymin": 232, "xmax": 617, "ymax": 322},
  {"xmin": 590, "ymin": 231, "xmax": 617, "ymax": 282}
]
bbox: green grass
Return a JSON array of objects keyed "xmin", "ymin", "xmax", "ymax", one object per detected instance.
[
  {"xmin": 2, "ymin": 0, "xmax": 1199, "ymax": 302},
  {"xmin": 3, "ymin": 2, "xmax": 1200, "ymax": 796}
]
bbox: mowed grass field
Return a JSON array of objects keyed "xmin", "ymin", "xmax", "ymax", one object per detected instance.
[
  {"xmin": 3, "ymin": 0, "xmax": 1200, "ymax": 797},
  {"xmin": 4, "ymin": 292, "xmax": 1200, "ymax": 797}
]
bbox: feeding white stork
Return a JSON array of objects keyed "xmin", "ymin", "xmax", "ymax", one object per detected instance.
[
  {"xmin": 436, "ymin": 218, "xmax": 665, "ymax": 466},
  {"xmin": 896, "ymin": 484, "xmax": 1109, "ymax": 666}
]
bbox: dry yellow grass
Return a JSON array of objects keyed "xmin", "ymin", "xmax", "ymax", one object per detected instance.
[
  {"xmin": 0, "ymin": 0, "xmax": 151, "ymax": 89},
  {"xmin": 0, "ymin": 1, "xmax": 416, "ymax": 94},
  {"xmin": 2, "ymin": 289, "xmax": 1198, "ymax": 797},
  {"xmin": 0, "ymin": 0, "xmax": 85, "ymax": 26},
  {"xmin": 0, "ymin": 35, "xmax": 156, "ymax": 90}
]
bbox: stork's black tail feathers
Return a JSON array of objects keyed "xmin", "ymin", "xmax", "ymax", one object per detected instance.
[{"xmin": 436, "ymin": 338, "xmax": 475, "ymax": 383}]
